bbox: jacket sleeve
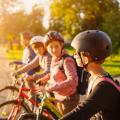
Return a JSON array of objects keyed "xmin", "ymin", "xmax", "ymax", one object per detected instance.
[
  {"xmin": 59, "ymin": 81, "xmax": 118, "ymax": 120},
  {"xmin": 33, "ymin": 54, "xmax": 52, "ymax": 80},
  {"xmin": 15, "ymin": 55, "xmax": 39, "ymax": 75},
  {"xmin": 46, "ymin": 57, "xmax": 78, "ymax": 91},
  {"xmin": 12, "ymin": 61, "xmax": 23, "ymax": 65}
]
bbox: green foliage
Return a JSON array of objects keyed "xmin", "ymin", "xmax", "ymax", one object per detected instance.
[
  {"xmin": 102, "ymin": 10, "xmax": 120, "ymax": 53},
  {"xmin": 49, "ymin": 0, "xmax": 81, "ymax": 38},
  {"xmin": 103, "ymin": 55, "xmax": 120, "ymax": 75},
  {"xmin": 49, "ymin": 0, "xmax": 120, "ymax": 53},
  {"xmin": 0, "ymin": 0, "xmax": 120, "ymax": 54},
  {"xmin": 6, "ymin": 49, "xmax": 23, "ymax": 60},
  {"xmin": 0, "ymin": 1, "xmax": 46, "ymax": 42},
  {"xmin": 27, "ymin": 5, "xmax": 46, "ymax": 35}
]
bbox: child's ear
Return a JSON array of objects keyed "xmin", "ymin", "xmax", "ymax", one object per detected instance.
[
  {"xmin": 83, "ymin": 52, "xmax": 92, "ymax": 63},
  {"xmin": 84, "ymin": 56, "xmax": 89, "ymax": 64}
]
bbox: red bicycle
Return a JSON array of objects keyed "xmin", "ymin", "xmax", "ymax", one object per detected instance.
[{"xmin": 0, "ymin": 77, "xmax": 63, "ymax": 120}]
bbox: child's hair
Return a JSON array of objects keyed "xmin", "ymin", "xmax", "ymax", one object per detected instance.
[
  {"xmin": 81, "ymin": 51, "xmax": 105, "ymax": 64},
  {"xmin": 20, "ymin": 31, "xmax": 33, "ymax": 40},
  {"xmin": 44, "ymin": 31, "xmax": 64, "ymax": 47}
]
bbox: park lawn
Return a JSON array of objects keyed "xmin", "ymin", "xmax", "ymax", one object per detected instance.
[
  {"xmin": 6, "ymin": 49, "xmax": 23, "ymax": 61},
  {"xmin": 6, "ymin": 48, "xmax": 120, "ymax": 76},
  {"xmin": 103, "ymin": 55, "xmax": 120, "ymax": 76}
]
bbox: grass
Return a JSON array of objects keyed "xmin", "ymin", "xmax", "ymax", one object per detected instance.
[
  {"xmin": 103, "ymin": 55, "xmax": 120, "ymax": 76},
  {"xmin": 6, "ymin": 47, "xmax": 120, "ymax": 76},
  {"xmin": 6, "ymin": 49, "xmax": 23, "ymax": 61}
]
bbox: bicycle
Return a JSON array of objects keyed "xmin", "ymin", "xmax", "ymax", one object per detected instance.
[
  {"xmin": 0, "ymin": 62, "xmax": 28, "ymax": 102},
  {"xmin": 0, "ymin": 77, "xmax": 63, "ymax": 120},
  {"xmin": 18, "ymin": 92, "xmax": 64, "ymax": 120},
  {"xmin": 0, "ymin": 62, "xmax": 23, "ymax": 92}
]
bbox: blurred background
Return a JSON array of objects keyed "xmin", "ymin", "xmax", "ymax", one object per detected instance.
[{"xmin": 0, "ymin": 0, "xmax": 120, "ymax": 75}]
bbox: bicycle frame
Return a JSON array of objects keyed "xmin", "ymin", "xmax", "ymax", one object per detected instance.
[
  {"xmin": 41, "ymin": 95, "xmax": 63, "ymax": 118},
  {"xmin": 7, "ymin": 81, "xmax": 39, "ymax": 120},
  {"xmin": 7, "ymin": 81, "xmax": 63, "ymax": 120}
]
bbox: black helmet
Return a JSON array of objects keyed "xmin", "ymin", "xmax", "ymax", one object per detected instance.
[
  {"xmin": 71, "ymin": 30, "xmax": 112, "ymax": 61},
  {"xmin": 44, "ymin": 31, "xmax": 64, "ymax": 47}
]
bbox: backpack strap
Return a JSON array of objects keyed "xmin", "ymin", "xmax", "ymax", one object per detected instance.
[
  {"xmin": 92, "ymin": 77, "xmax": 120, "ymax": 93},
  {"xmin": 58, "ymin": 54, "xmax": 73, "ymax": 74},
  {"xmin": 100, "ymin": 77, "xmax": 120, "ymax": 91}
]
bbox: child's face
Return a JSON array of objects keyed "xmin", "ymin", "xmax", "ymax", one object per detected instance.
[
  {"xmin": 74, "ymin": 52, "xmax": 89, "ymax": 67},
  {"xmin": 74, "ymin": 52, "xmax": 84, "ymax": 67},
  {"xmin": 47, "ymin": 40, "xmax": 63, "ymax": 58},
  {"xmin": 20, "ymin": 36, "xmax": 29, "ymax": 47},
  {"xmin": 32, "ymin": 43, "xmax": 45, "ymax": 55}
]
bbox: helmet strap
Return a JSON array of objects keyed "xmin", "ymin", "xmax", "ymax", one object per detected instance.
[
  {"xmin": 79, "ymin": 53, "xmax": 86, "ymax": 68},
  {"xmin": 84, "ymin": 62, "xmax": 91, "ymax": 69},
  {"xmin": 79, "ymin": 53, "xmax": 92, "ymax": 69}
]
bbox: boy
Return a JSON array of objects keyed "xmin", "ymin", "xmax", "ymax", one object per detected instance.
[{"xmin": 60, "ymin": 30, "xmax": 120, "ymax": 120}]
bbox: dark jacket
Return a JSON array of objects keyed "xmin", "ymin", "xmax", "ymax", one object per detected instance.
[{"xmin": 60, "ymin": 78, "xmax": 120, "ymax": 120}]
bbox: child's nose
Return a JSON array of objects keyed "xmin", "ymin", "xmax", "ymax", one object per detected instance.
[{"xmin": 52, "ymin": 48, "xmax": 56, "ymax": 52}]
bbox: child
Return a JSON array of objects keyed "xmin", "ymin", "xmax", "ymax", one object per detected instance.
[
  {"xmin": 13, "ymin": 36, "xmax": 52, "ymax": 99},
  {"xmin": 9, "ymin": 31, "xmax": 37, "ymax": 75},
  {"xmin": 37, "ymin": 31, "xmax": 80, "ymax": 114},
  {"xmin": 60, "ymin": 30, "xmax": 120, "ymax": 120}
]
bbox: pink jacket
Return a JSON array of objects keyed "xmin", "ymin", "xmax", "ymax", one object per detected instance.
[{"xmin": 40, "ymin": 50, "xmax": 78, "ymax": 101}]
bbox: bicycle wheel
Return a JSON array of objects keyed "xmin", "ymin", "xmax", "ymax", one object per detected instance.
[
  {"xmin": 18, "ymin": 113, "xmax": 49, "ymax": 120},
  {"xmin": 0, "ymin": 85, "xmax": 19, "ymax": 92},
  {"xmin": 18, "ymin": 107, "xmax": 60, "ymax": 120},
  {"xmin": 0, "ymin": 85, "xmax": 19, "ymax": 101},
  {"xmin": 43, "ymin": 106, "xmax": 60, "ymax": 120},
  {"xmin": 0, "ymin": 100, "xmax": 31, "ymax": 120}
]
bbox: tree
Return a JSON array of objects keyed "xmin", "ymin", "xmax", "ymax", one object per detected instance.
[
  {"xmin": 49, "ymin": 0, "xmax": 120, "ymax": 52},
  {"xmin": 27, "ymin": 4, "xmax": 45, "ymax": 35},
  {"xmin": 49, "ymin": 0, "xmax": 81, "ymax": 39},
  {"xmin": 102, "ymin": 9, "xmax": 120, "ymax": 53},
  {"xmin": 0, "ymin": 1, "xmax": 45, "ymax": 43}
]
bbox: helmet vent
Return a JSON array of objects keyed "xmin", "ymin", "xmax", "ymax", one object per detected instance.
[
  {"xmin": 106, "ymin": 45, "xmax": 109, "ymax": 50},
  {"xmin": 95, "ymin": 57, "xmax": 98, "ymax": 60}
]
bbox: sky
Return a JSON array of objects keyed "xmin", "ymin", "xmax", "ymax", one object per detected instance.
[
  {"xmin": 20, "ymin": 0, "xmax": 51, "ymax": 28},
  {"xmin": 20, "ymin": 0, "xmax": 50, "ymax": 13}
]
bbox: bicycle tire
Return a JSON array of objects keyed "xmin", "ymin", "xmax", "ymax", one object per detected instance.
[
  {"xmin": 18, "ymin": 113, "xmax": 49, "ymax": 120},
  {"xmin": 0, "ymin": 85, "xmax": 19, "ymax": 92},
  {"xmin": 0, "ymin": 85, "xmax": 19, "ymax": 101},
  {"xmin": 43, "ymin": 106, "xmax": 61, "ymax": 120},
  {"xmin": 18, "ymin": 106, "xmax": 61, "ymax": 120},
  {"xmin": 0, "ymin": 100, "xmax": 32, "ymax": 120}
]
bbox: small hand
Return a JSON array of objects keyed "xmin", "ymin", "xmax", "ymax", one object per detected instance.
[
  {"xmin": 25, "ymin": 76, "xmax": 35, "ymax": 81},
  {"xmin": 11, "ymin": 72, "xmax": 17, "ymax": 77},
  {"xmin": 36, "ymin": 79, "xmax": 46, "ymax": 85},
  {"xmin": 35, "ymin": 86, "xmax": 46, "ymax": 93},
  {"xmin": 8, "ymin": 61, "xmax": 14, "ymax": 66}
]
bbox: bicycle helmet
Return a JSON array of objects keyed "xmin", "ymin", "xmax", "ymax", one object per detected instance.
[
  {"xmin": 30, "ymin": 36, "xmax": 44, "ymax": 46},
  {"xmin": 71, "ymin": 30, "xmax": 112, "ymax": 61},
  {"xmin": 44, "ymin": 31, "xmax": 64, "ymax": 47}
]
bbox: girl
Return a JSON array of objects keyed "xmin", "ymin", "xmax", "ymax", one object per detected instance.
[
  {"xmin": 37, "ymin": 31, "xmax": 80, "ymax": 114},
  {"xmin": 13, "ymin": 36, "xmax": 52, "ymax": 99}
]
